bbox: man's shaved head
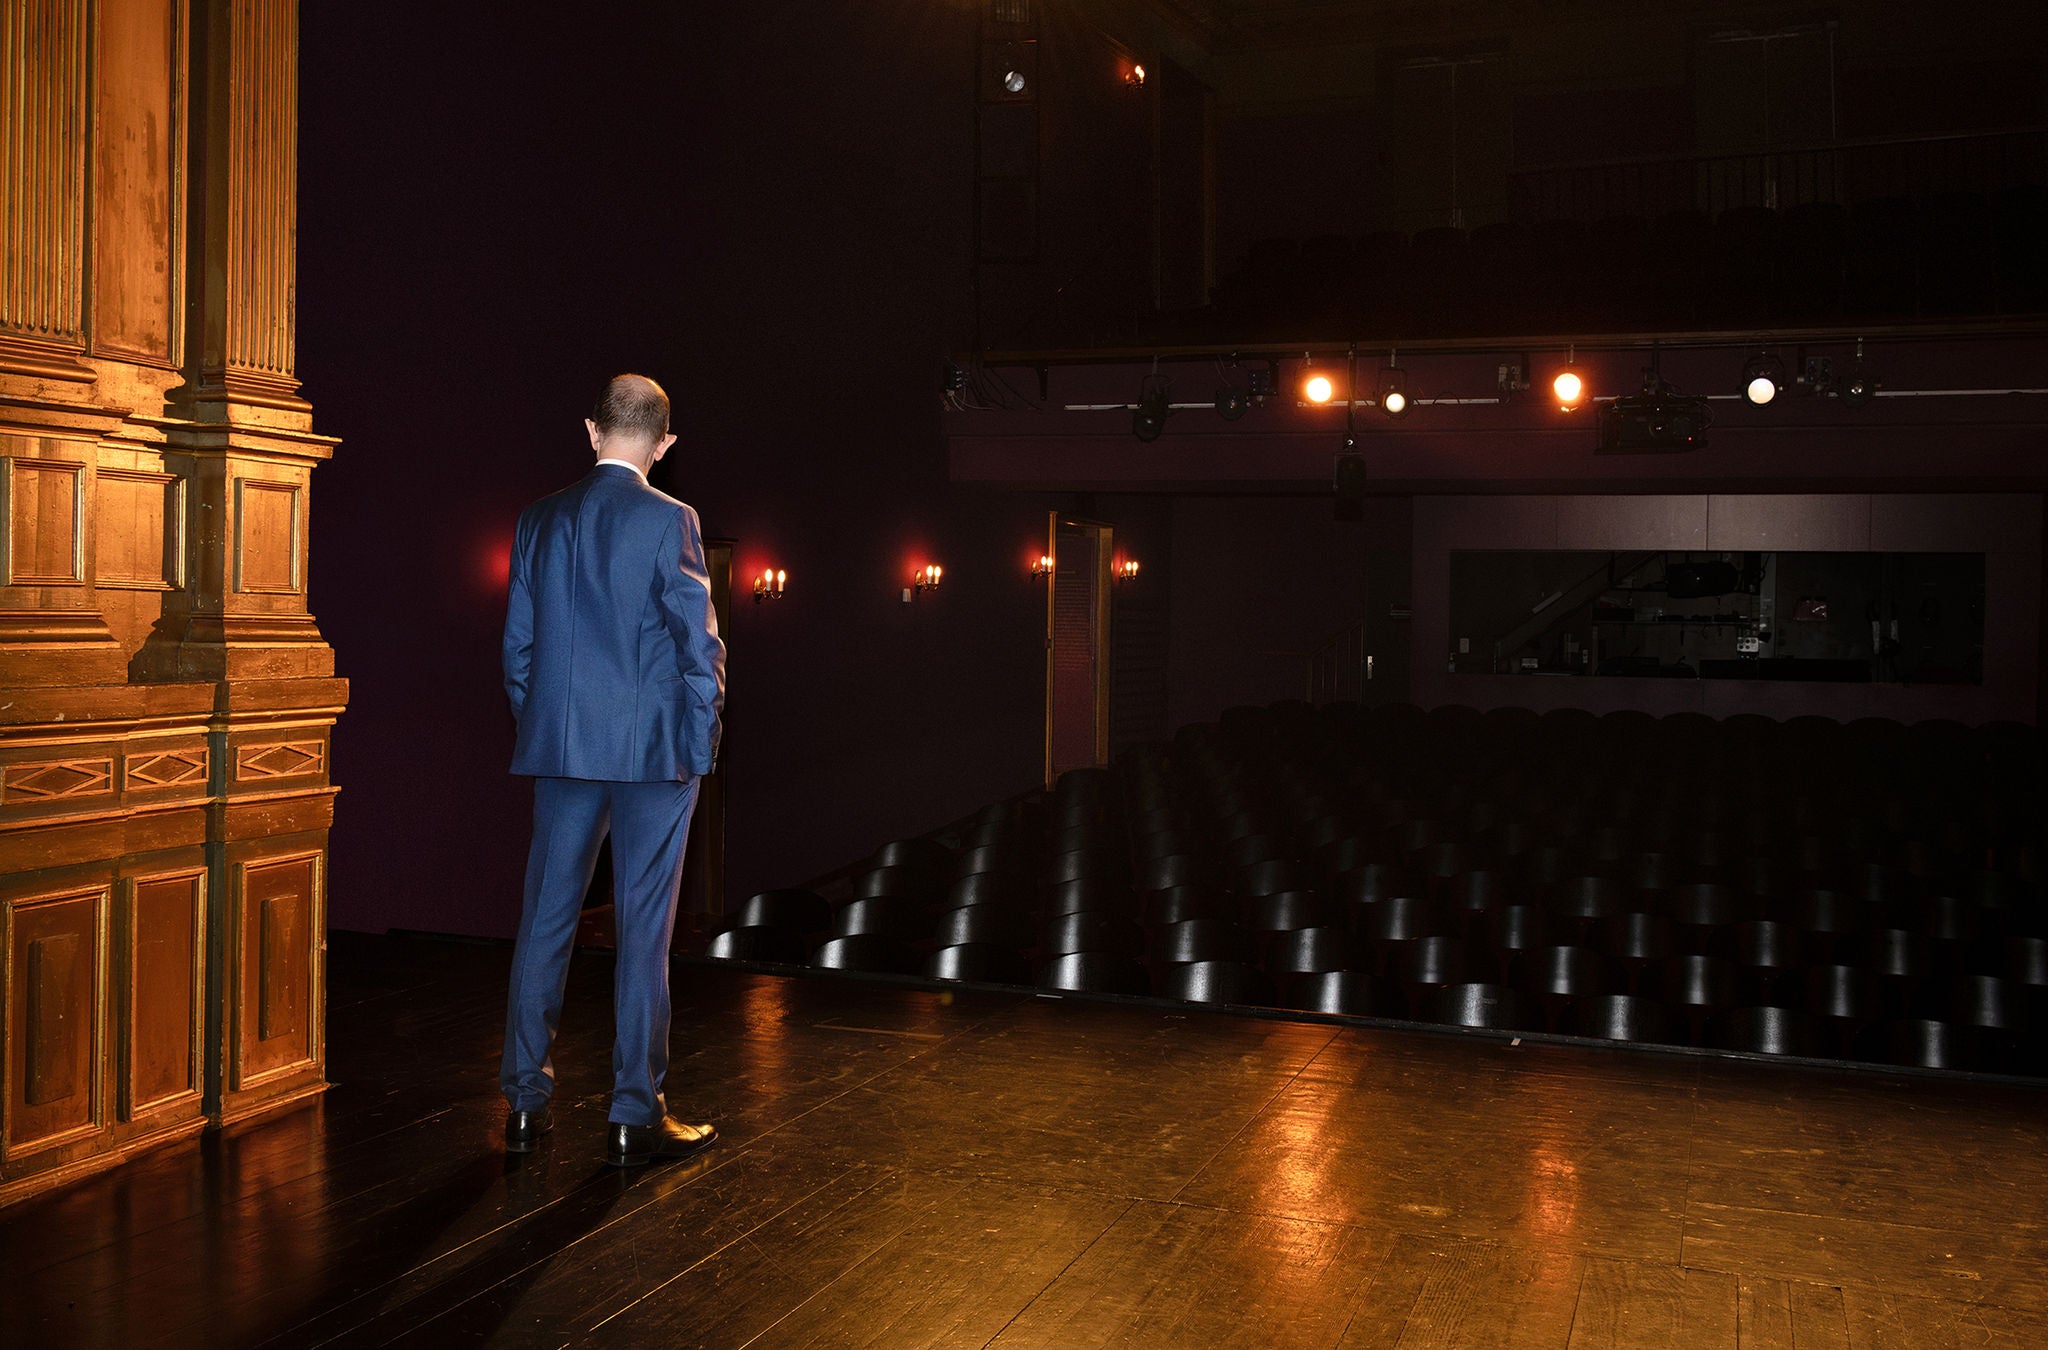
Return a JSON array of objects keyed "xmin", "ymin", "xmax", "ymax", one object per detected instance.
[{"xmin": 591, "ymin": 373, "xmax": 671, "ymax": 445}]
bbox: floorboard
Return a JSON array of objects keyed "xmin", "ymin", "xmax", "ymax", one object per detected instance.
[{"xmin": 1, "ymin": 933, "xmax": 2043, "ymax": 1349}]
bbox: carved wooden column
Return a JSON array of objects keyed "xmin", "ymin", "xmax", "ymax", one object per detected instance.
[
  {"xmin": 138, "ymin": 0, "xmax": 333, "ymax": 684},
  {"xmin": 2, "ymin": 0, "xmax": 343, "ymax": 1204},
  {"xmin": 152, "ymin": 0, "xmax": 340, "ymax": 1133},
  {"xmin": 0, "ymin": 0, "xmax": 126, "ymax": 685}
]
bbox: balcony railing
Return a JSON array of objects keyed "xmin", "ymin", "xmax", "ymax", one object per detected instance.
[{"xmin": 1510, "ymin": 127, "xmax": 2048, "ymax": 224}]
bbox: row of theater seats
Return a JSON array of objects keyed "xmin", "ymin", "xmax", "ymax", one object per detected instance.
[
  {"xmin": 708, "ymin": 701, "xmax": 2048, "ymax": 1077},
  {"xmin": 1202, "ymin": 189, "xmax": 2048, "ymax": 341}
]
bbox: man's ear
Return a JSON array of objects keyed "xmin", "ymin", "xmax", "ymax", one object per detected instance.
[
  {"xmin": 585, "ymin": 419, "xmax": 604, "ymax": 455},
  {"xmin": 652, "ymin": 432, "xmax": 678, "ymax": 462}
]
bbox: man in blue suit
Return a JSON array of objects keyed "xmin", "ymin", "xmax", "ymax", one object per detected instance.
[{"xmin": 500, "ymin": 373, "xmax": 726, "ymax": 1166}]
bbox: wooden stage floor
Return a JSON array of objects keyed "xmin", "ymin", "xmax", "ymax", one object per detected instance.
[{"xmin": 5, "ymin": 931, "xmax": 2046, "ymax": 1348}]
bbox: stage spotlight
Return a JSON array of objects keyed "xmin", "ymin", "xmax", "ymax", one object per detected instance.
[
  {"xmin": 1133, "ymin": 375, "xmax": 1171, "ymax": 441},
  {"xmin": 1216, "ymin": 385, "xmax": 1250, "ymax": 420},
  {"xmin": 1302, "ymin": 360, "xmax": 1335, "ymax": 405},
  {"xmin": 1552, "ymin": 366, "xmax": 1586, "ymax": 411},
  {"xmin": 1378, "ymin": 359, "xmax": 1409, "ymax": 418},
  {"xmin": 1839, "ymin": 341, "xmax": 1879, "ymax": 407},
  {"xmin": 1742, "ymin": 351, "xmax": 1783, "ymax": 406}
]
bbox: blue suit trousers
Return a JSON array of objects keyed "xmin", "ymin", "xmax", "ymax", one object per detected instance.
[{"xmin": 501, "ymin": 775, "xmax": 700, "ymax": 1126}]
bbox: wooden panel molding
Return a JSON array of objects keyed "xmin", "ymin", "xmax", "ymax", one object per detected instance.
[
  {"xmin": 124, "ymin": 870, "xmax": 203, "ymax": 1117},
  {"xmin": 3, "ymin": 458, "xmax": 86, "ymax": 586},
  {"xmin": 232, "ymin": 477, "xmax": 301, "ymax": 593},
  {"xmin": 126, "ymin": 747, "xmax": 209, "ymax": 790},
  {"xmin": 232, "ymin": 852, "xmax": 317, "ymax": 1088},
  {"xmin": 96, "ymin": 468, "xmax": 184, "ymax": 590},
  {"xmin": 234, "ymin": 738, "xmax": 323, "ymax": 782},
  {"xmin": 5, "ymin": 885, "xmax": 107, "ymax": 1157},
  {"xmin": 91, "ymin": 0, "xmax": 185, "ymax": 367},
  {"xmin": 2, "ymin": 756, "xmax": 115, "ymax": 804},
  {"xmin": 0, "ymin": 0, "xmax": 89, "ymax": 362}
]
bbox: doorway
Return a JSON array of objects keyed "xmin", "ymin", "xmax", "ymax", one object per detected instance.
[{"xmin": 1045, "ymin": 513, "xmax": 1113, "ymax": 788}]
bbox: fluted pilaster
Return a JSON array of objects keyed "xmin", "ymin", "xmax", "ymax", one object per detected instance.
[{"xmin": 0, "ymin": 0, "xmax": 92, "ymax": 380}]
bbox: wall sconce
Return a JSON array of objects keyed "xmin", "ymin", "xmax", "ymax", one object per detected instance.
[
  {"xmin": 1031, "ymin": 554, "xmax": 1055, "ymax": 579},
  {"xmin": 1125, "ymin": 62, "xmax": 1146, "ymax": 89},
  {"xmin": 1114, "ymin": 559, "xmax": 1140, "ymax": 583},
  {"xmin": 752, "ymin": 569, "xmax": 786, "ymax": 603},
  {"xmin": 903, "ymin": 564, "xmax": 943, "ymax": 602}
]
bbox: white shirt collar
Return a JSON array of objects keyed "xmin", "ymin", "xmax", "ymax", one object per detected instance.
[{"xmin": 595, "ymin": 456, "xmax": 648, "ymax": 483}]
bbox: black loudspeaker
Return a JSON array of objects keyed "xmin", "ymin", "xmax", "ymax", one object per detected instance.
[{"xmin": 1335, "ymin": 448, "xmax": 1368, "ymax": 501}]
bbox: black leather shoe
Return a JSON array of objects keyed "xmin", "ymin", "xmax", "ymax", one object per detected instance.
[
  {"xmin": 606, "ymin": 1116, "xmax": 718, "ymax": 1167},
  {"xmin": 505, "ymin": 1106, "xmax": 553, "ymax": 1153}
]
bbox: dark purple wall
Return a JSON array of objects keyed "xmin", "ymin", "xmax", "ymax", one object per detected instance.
[{"xmin": 301, "ymin": 6, "xmax": 1070, "ymax": 936}]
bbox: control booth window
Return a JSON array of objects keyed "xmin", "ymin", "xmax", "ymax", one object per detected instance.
[{"xmin": 1448, "ymin": 550, "xmax": 1985, "ymax": 684}]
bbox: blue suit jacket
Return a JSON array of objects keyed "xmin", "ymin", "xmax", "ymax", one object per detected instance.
[{"xmin": 503, "ymin": 463, "xmax": 725, "ymax": 781}]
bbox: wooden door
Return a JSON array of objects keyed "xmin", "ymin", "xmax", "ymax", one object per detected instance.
[{"xmin": 1045, "ymin": 513, "xmax": 1112, "ymax": 788}]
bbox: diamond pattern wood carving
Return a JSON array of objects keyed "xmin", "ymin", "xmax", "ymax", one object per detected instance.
[
  {"xmin": 125, "ymin": 749, "xmax": 207, "ymax": 789},
  {"xmin": 235, "ymin": 740, "xmax": 324, "ymax": 781},
  {"xmin": 3, "ymin": 759, "xmax": 115, "ymax": 802}
]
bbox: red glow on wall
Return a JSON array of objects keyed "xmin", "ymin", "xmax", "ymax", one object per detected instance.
[{"xmin": 474, "ymin": 532, "xmax": 513, "ymax": 594}]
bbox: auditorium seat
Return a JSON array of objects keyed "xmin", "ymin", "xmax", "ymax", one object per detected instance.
[
  {"xmin": 1243, "ymin": 889, "xmax": 1331, "ymax": 934},
  {"xmin": 1568, "ymin": 993, "xmax": 1672, "ymax": 1045},
  {"xmin": 1658, "ymin": 954, "xmax": 1739, "ymax": 1042},
  {"xmin": 868, "ymin": 838, "xmax": 951, "ymax": 889},
  {"xmin": 1429, "ymin": 982, "xmax": 1533, "ymax": 1031},
  {"xmin": 1148, "ymin": 918, "xmax": 1245, "ymax": 966},
  {"xmin": 726, "ymin": 888, "xmax": 830, "ymax": 939},
  {"xmin": 1155, "ymin": 960, "xmax": 1272, "ymax": 1006},
  {"xmin": 788, "ymin": 698, "xmax": 2043, "ymax": 1080},
  {"xmin": 1524, "ymin": 945, "xmax": 1621, "ymax": 1031},
  {"xmin": 1038, "ymin": 952, "xmax": 1147, "ymax": 996},
  {"xmin": 947, "ymin": 871, "xmax": 1030, "ymax": 912},
  {"xmin": 811, "ymin": 934, "xmax": 917, "ymax": 976},
  {"xmin": 1714, "ymin": 1005, "xmax": 1820, "ymax": 1057},
  {"xmin": 832, "ymin": 895, "xmax": 929, "ymax": 941},
  {"xmin": 1144, "ymin": 884, "xmax": 1228, "ymax": 926},
  {"xmin": 933, "ymin": 903, "xmax": 1029, "ymax": 949},
  {"xmin": 1264, "ymin": 926, "xmax": 1354, "ymax": 977},
  {"xmin": 926, "ymin": 942, "xmax": 1029, "ymax": 985},
  {"xmin": 1047, "ymin": 875, "xmax": 1130, "ymax": 917},
  {"xmin": 854, "ymin": 864, "xmax": 940, "ymax": 905},
  {"xmin": 1042, "ymin": 911, "xmax": 1143, "ymax": 959},
  {"xmin": 705, "ymin": 924, "xmax": 809, "ymax": 965}
]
